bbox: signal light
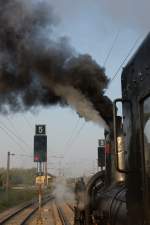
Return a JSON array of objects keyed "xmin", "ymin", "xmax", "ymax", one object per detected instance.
[
  {"xmin": 34, "ymin": 153, "xmax": 40, "ymax": 161},
  {"xmin": 34, "ymin": 135, "xmax": 47, "ymax": 162}
]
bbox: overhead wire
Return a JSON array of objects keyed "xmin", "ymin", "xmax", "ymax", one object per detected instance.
[
  {"xmin": 110, "ymin": 35, "xmax": 142, "ymax": 83},
  {"xmin": 11, "ymin": 153, "xmax": 33, "ymax": 167},
  {"xmin": 63, "ymin": 117, "xmax": 81, "ymax": 149},
  {"xmin": 0, "ymin": 125, "xmax": 28, "ymax": 153},
  {"xmin": 3, "ymin": 117, "xmax": 31, "ymax": 148},
  {"xmin": 14, "ymin": 153, "xmax": 33, "ymax": 158},
  {"xmin": 63, "ymin": 121, "xmax": 86, "ymax": 157},
  {"xmin": 103, "ymin": 30, "xmax": 120, "ymax": 67},
  {"xmin": 0, "ymin": 116, "xmax": 35, "ymax": 168},
  {"xmin": 22, "ymin": 114, "xmax": 33, "ymax": 131}
]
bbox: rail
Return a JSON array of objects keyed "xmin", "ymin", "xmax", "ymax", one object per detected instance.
[
  {"xmin": 57, "ymin": 204, "xmax": 72, "ymax": 225},
  {"xmin": 66, "ymin": 203, "xmax": 74, "ymax": 212},
  {"xmin": 1, "ymin": 195, "xmax": 53, "ymax": 225}
]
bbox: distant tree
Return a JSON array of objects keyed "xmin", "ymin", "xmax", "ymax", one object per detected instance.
[{"xmin": 0, "ymin": 167, "xmax": 36, "ymax": 187}]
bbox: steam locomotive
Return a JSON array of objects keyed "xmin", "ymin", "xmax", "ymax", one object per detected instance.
[{"xmin": 74, "ymin": 34, "xmax": 150, "ymax": 225}]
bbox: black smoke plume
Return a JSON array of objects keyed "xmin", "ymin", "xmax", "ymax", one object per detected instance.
[{"xmin": 0, "ymin": 0, "xmax": 113, "ymax": 126}]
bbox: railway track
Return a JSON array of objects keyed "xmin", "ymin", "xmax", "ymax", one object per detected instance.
[
  {"xmin": 0, "ymin": 197, "xmax": 74, "ymax": 225},
  {"xmin": 66, "ymin": 203, "xmax": 74, "ymax": 212},
  {"xmin": 0, "ymin": 195, "xmax": 53, "ymax": 225},
  {"xmin": 57, "ymin": 205, "xmax": 71, "ymax": 225},
  {"xmin": 56, "ymin": 202, "xmax": 74, "ymax": 225},
  {"xmin": 28, "ymin": 200, "xmax": 74, "ymax": 225}
]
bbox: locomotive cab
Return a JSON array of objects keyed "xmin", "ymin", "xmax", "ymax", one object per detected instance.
[{"xmin": 115, "ymin": 33, "xmax": 150, "ymax": 225}]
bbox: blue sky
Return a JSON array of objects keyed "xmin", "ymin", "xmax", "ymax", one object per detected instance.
[{"xmin": 0, "ymin": 0, "xmax": 149, "ymax": 176}]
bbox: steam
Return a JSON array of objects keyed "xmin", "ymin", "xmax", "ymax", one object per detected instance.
[
  {"xmin": 52, "ymin": 177, "xmax": 75, "ymax": 203},
  {"xmin": 0, "ymin": 0, "xmax": 113, "ymax": 125},
  {"xmin": 53, "ymin": 85, "xmax": 107, "ymax": 127}
]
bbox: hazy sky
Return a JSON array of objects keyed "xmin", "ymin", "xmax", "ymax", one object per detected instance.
[{"xmin": 0, "ymin": 0, "xmax": 149, "ymax": 176}]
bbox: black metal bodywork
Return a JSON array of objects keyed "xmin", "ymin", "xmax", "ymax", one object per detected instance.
[
  {"xmin": 74, "ymin": 34, "xmax": 150, "ymax": 225},
  {"xmin": 122, "ymin": 33, "xmax": 150, "ymax": 224}
]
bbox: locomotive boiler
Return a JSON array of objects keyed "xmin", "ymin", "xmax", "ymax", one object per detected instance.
[{"xmin": 74, "ymin": 33, "xmax": 150, "ymax": 225}]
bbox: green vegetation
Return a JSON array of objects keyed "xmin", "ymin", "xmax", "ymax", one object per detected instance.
[
  {"xmin": 0, "ymin": 168, "xmax": 36, "ymax": 187},
  {"xmin": 0, "ymin": 168, "xmax": 37, "ymax": 212},
  {"xmin": 0, "ymin": 188, "xmax": 37, "ymax": 212},
  {"xmin": 0, "ymin": 167, "xmax": 54, "ymax": 212}
]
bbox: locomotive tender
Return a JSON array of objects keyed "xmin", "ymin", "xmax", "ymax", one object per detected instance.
[{"xmin": 74, "ymin": 34, "xmax": 150, "ymax": 225}]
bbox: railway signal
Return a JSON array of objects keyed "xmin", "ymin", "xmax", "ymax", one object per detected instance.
[
  {"xmin": 34, "ymin": 125, "xmax": 47, "ymax": 162},
  {"xmin": 34, "ymin": 135, "xmax": 47, "ymax": 162},
  {"xmin": 34, "ymin": 124, "xmax": 47, "ymax": 224}
]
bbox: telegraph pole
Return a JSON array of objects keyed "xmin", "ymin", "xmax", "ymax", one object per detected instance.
[
  {"xmin": 6, "ymin": 152, "xmax": 15, "ymax": 196},
  {"xmin": 6, "ymin": 152, "xmax": 10, "ymax": 194}
]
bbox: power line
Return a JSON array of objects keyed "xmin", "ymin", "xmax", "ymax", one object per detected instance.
[
  {"xmin": 110, "ymin": 35, "xmax": 142, "ymax": 83},
  {"xmin": 63, "ymin": 122, "xmax": 86, "ymax": 157},
  {"xmin": 69, "ymin": 122, "xmax": 85, "ymax": 146},
  {"xmin": 0, "ymin": 119, "xmax": 31, "ymax": 149},
  {"xmin": 14, "ymin": 153, "xmax": 33, "ymax": 158},
  {"xmin": 64, "ymin": 118, "xmax": 81, "ymax": 149},
  {"xmin": 0, "ymin": 125, "xmax": 28, "ymax": 153},
  {"xmin": 0, "ymin": 117, "xmax": 31, "ymax": 148},
  {"xmin": 22, "ymin": 114, "xmax": 33, "ymax": 131},
  {"xmin": 103, "ymin": 30, "xmax": 120, "ymax": 67}
]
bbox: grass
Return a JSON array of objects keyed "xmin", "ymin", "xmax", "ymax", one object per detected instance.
[{"xmin": 0, "ymin": 188, "xmax": 37, "ymax": 213}]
